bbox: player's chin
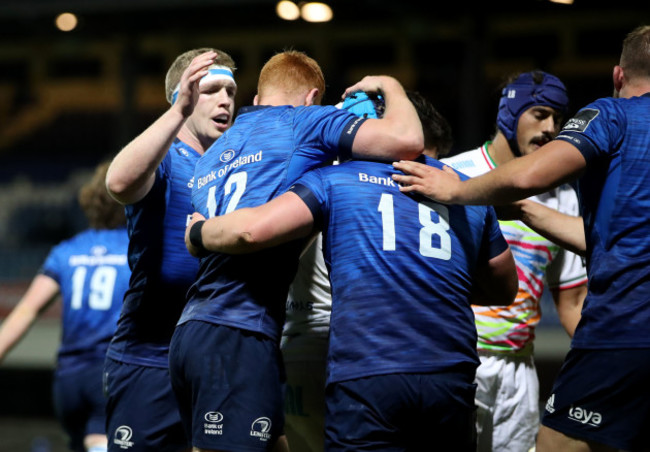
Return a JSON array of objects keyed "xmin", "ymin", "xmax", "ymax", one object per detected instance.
[
  {"xmin": 526, "ymin": 142, "xmax": 544, "ymax": 154},
  {"xmin": 209, "ymin": 128, "xmax": 227, "ymax": 141}
]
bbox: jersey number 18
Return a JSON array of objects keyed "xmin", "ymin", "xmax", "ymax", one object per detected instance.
[{"xmin": 378, "ymin": 193, "xmax": 451, "ymax": 260}]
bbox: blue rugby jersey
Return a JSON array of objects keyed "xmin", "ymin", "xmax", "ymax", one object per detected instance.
[
  {"xmin": 180, "ymin": 104, "xmax": 364, "ymax": 341},
  {"xmin": 41, "ymin": 227, "xmax": 130, "ymax": 374},
  {"xmin": 290, "ymin": 157, "xmax": 508, "ymax": 384},
  {"xmin": 555, "ymin": 93, "xmax": 650, "ymax": 349},
  {"xmin": 106, "ymin": 139, "xmax": 201, "ymax": 368}
]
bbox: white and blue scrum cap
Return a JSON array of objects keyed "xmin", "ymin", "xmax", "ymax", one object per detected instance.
[
  {"xmin": 171, "ymin": 64, "xmax": 236, "ymax": 105},
  {"xmin": 336, "ymin": 91, "xmax": 385, "ymax": 119}
]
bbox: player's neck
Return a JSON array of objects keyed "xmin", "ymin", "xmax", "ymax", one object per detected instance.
[
  {"xmin": 256, "ymin": 89, "xmax": 310, "ymax": 107},
  {"xmin": 486, "ymin": 133, "xmax": 516, "ymax": 167},
  {"xmin": 620, "ymin": 79, "xmax": 650, "ymax": 98},
  {"xmin": 177, "ymin": 127, "xmax": 208, "ymax": 155}
]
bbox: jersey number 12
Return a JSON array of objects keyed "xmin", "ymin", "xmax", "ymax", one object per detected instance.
[{"xmin": 207, "ymin": 172, "xmax": 248, "ymax": 217}]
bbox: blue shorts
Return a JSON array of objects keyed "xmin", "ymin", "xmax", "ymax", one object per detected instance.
[
  {"xmin": 169, "ymin": 321, "xmax": 286, "ymax": 451},
  {"xmin": 541, "ymin": 348, "xmax": 650, "ymax": 450},
  {"xmin": 53, "ymin": 360, "xmax": 106, "ymax": 452},
  {"xmin": 325, "ymin": 371, "xmax": 477, "ymax": 451},
  {"xmin": 103, "ymin": 357, "xmax": 188, "ymax": 452}
]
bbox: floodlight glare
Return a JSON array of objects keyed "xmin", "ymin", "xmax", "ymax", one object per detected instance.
[
  {"xmin": 277, "ymin": 1, "xmax": 301, "ymax": 21},
  {"xmin": 55, "ymin": 12, "xmax": 78, "ymax": 32},
  {"xmin": 301, "ymin": 2, "xmax": 333, "ymax": 23}
]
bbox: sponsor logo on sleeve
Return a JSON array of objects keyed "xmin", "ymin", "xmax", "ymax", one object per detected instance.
[
  {"xmin": 562, "ymin": 108, "xmax": 600, "ymax": 133},
  {"xmin": 556, "ymin": 134, "xmax": 583, "ymax": 147},
  {"xmin": 344, "ymin": 117, "xmax": 365, "ymax": 135}
]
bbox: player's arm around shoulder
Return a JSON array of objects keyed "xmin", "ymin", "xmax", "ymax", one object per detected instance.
[
  {"xmin": 185, "ymin": 192, "xmax": 315, "ymax": 256},
  {"xmin": 346, "ymin": 76, "xmax": 423, "ymax": 161},
  {"xmin": 394, "ymin": 140, "xmax": 587, "ymax": 206}
]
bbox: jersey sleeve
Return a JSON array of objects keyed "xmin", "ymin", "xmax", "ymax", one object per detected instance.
[
  {"xmin": 39, "ymin": 244, "xmax": 64, "ymax": 284},
  {"xmin": 288, "ymin": 169, "xmax": 329, "ymax": 229},
  {"xmin": 555, "ymin": 98, "xmax": 626, "ymax": 166},
  {"xmin": 544, "ymin": 246, "xmax": 588, "ymax": 291},
  {"xmin": 293, "ymin": 106, "xmax": 367, "ymax": 162}
]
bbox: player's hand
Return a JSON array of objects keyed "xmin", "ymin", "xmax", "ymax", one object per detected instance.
[
  {"xmin": 342, "ymin": 75, "xmax": 394, "ymax": 99},
  {"xmin": 185, "ymin": 212, "xmax": 207, "ymax": 257},
  {"xmin": 494, "ymin": 200, "xmax": 527, "ymax": 221},
  {"xmin": 392, "ymin": 161, "xmax": 460, "ymax": 204},
  {"xmin": 173, "ymin": 51, "xmax": 217, "ymax": 118}
]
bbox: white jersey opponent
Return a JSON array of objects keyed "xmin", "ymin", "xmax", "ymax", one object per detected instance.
[
  {"xmin": 281, "ymin": 233, "xmax": 331, "ymax": 452},
  {"xmin": 282, "ymin": 232, "xmax": 332, "ymax": 356},
  {"xmin": 442, "ymin": 142, "xmax": 588, "ymax": 355}
]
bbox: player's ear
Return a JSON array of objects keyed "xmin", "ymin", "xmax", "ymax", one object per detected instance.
[
  {"xmin": 253, "ymin": 94, "xmax": 260, "ymax": 106},
  {"xmin": 613, "ymin": 65, "xmax": 625, "ymax": 93},
  {"xmin": 304, "ymin": 88, "xmax": 320, "ymax": 106}
]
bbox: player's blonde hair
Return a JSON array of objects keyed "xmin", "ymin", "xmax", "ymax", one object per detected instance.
[
  {"xmin": 164, "ymin": 48, "xmax": 236, "ymax": 104},
  {"xmin": 620, "ymin": 25, "xmax": 650, "ymax": 81},
  {"xmin": 257, "ymin": 50, "xmax": 325, "ymax": 105}
]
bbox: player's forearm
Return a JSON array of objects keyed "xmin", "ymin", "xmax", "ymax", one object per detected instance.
[
  {"xmin": 106, "ymin": 107, "xmax": 187, "ymax": 204},
  {"xmin": 0, "ymin": 275, "xmax": 59, "ymax": 363},
  {"xmin": 351, "ymin": 77, "xmax": 423, "ymax": 161},
  {"xmin": 189, "ymin": 194, "xmax": 315, "ymax": 256},
  {"xmin": 556, "ymin": 300, "xmax": 581, "ymax": 338},
  {"xmin": 450, "ymin": 141, "xmax": 583, "ymax": 205},
  {"xmin": 202, "ymin": 211, "xmax": 312, "ymax": 255},
  {"xmin": 392, "ymin": 159, "xmax": 542, "ymax": 206},
  {"xmin": 454, "ymin": 157, "xmax": 550, "ymax": 206},
  {"xmin": 394, "ymin": 140, "xmax": 586, "ymax": 206},
  {"xmin": 519, "ymin": 201, "xmax": 586, "ymax": 256},
  {"xmin": 376, "ymin": 77, "xmax": 423, "ymax": 159},
  {"xmin": 0, "ymin": 305, "xmax": 39, "ymax": 363},
  {"xmin": 199, "ymin": 209, "xmax": 266, "ymax": 254},
  {"xmin": 552, "ymin": 284, "xmax": 587, "ymax": 338}
]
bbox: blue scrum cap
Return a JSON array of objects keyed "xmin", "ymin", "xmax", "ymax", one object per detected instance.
[
  {"xmin": 496, "ymin": 71, "xmax": 569, "ymax": 155},
  {"xmin": 338, "ymin": 91, "xmax": 385, "ymax": 119}
]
